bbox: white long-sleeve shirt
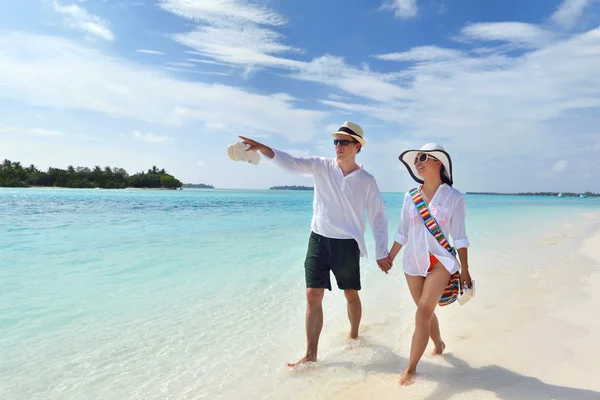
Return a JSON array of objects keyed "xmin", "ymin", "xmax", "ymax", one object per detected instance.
[
  {"xmin": 394, "ymin": 184, "xmax": 470, "ymax": 276},
  {"xmin": 270, "ymin": 149, "xmax": 389, "ymax": 260}
]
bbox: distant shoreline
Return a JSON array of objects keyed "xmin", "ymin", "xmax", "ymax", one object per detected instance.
[
  {"xmin": 24, "ymin": 186, "xmax": 178, "ymax": 190},
  {"xmin": 2, "ymin": 187, "xmax": 597, "ymax": 196},
  {"xmin": 269, "ymin": 185, "xmax": 314, "ymax": 191},
  {"xmin": 467, "ymin": 192, "xmax": 598, "ymax": 198},
  {"xmin": 183, "ymin": 184, "xmax": 214, "ymax": 189}
]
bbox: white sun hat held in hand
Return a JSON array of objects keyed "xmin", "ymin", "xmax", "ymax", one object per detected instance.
[
  {"xmin": 227, "ymin": 143, "xmax": 238, "ymax": 161},
  {"xmin": 227, "ymin": 142, "xmax": 260, "ymax": 165}
]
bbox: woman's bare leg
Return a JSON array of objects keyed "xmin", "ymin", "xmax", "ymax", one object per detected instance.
[
  {"xmin": 400, "ymin": 264, "xmax": 450, "ymax": 386},
  {"xmin": 405, "ymin": 274, "xmax": 445, "ymax": 355}
]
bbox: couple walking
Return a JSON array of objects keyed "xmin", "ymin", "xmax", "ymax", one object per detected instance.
[{"xmin": 240, "ymin": 121, "xmax": 472, "ymax": 386}]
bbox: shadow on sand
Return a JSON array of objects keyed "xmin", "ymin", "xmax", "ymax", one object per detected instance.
[{"xmin": 357, "ymin": 347, "xmax": 600, "ymax": 400}]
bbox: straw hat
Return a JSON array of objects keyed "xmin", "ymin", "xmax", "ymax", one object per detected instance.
[
  {"xmin": 399, "ymin": 143, "xmax": 453, "ymax": 185},
  {"xmin": 331, "ymin": 121, "xmax": 366, "ymax": 146}
]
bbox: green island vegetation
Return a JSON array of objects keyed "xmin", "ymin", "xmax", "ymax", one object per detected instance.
[
  {"xmin": 183, "ymin": 183, "xmax": 214, "ymax": 189},
  {"xmin": 0, "ymin": 159, "xmax": 183, "ymax": 189},
  {"xmin": 269, "ymin": 185, "xmax": 314, "ymax": 191},
  {"xmin": 467, "ymin": 191, "xmax": 599, "ymax": 198}
]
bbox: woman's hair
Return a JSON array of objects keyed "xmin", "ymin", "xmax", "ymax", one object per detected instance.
[{"xmin": 440, "ymin": 164, "xmax": 452, "ymax": 186}]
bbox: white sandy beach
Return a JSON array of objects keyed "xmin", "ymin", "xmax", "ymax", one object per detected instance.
[{"xmin": 327, "ymin": 215, "xmax": 600, "ymax": 400}]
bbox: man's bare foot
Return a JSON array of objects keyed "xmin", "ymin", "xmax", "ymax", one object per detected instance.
[
  {"xmin": 344, "ymin": 336, "xmax": 361, "ymax": 349},
  {"xmin": 286, "ymin": 356, "xmax": 316, "ymax": 368},
  {"xmin": 398, "ymin": 368, "xmax": 416, "ymax": 386},
  {"xmin": 431, "ymin": 341, "xmax": 446, "ymax": 355}
]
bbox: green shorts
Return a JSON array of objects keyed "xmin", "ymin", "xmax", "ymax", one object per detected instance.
[{"xmin": 304, "ymin": 231, "xmax": 361, "ymax": 291}]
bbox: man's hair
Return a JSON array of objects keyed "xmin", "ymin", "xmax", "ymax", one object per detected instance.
[{"xmin": 355, "ymin": 141, "xmax": 361, "ymax": 154}]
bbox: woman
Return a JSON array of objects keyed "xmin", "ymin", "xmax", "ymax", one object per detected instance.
[{"xmin": 388, "ymin": 143, "xmax": 472, "ymax": 386}]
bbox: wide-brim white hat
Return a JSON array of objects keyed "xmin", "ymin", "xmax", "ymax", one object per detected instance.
[
  {"xmin": 227, "ymin": 142, "xmax": 260, "ymax": 165},
  {"xmin": 399, "ymin": 143, "xmax": 453, "ymax": 185},
  {"xmin": 331, "ymin": 121, "xmax": 366, "ymax": 146}
]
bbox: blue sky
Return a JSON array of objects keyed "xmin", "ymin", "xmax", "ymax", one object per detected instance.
[{"xmin": 1, "ymin": 0, "xmax": 600, "ymax": 193}]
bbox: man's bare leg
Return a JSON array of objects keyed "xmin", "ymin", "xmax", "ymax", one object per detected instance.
[
  {"xmin": 344, "ymin": 289, "xmax": 361, "ymax": 339},
  {"xmin": 287, "ymin": 288, "xmax": 325, "ymax": 367}
]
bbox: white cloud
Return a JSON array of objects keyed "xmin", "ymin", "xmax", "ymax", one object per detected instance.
[
  {"xmin": 380, "ymin": 0, "xmax": 418, "ymax": 19},
  {"xmin": 171, "ymin": 21, "xmax": 301, "ymax": 69},
  {"xmin": 319, "ymin": 26, "xmax": 600, "ymax": 191},
  {"xmin": 460, "ymin": 22, "xmax": 554, "ymax": 47},
  {"xmin": 136, "ymin": 50, "xmax": 164, "ymax": 55},
  {"xmin": 165, "ymin": 62, "xmax": 196, "ymax": 68},
  {"xmin": 52, "ymin": 1, "xmax": 115, "ymax": 41},
  {"xmin": 375, "ymin": 46, "xmax": 462, "ymax": 61},
  {"xmin": 0, "ymin": 32, "xmax": 325, "ymax": 142},
  {"xmin": 161, "ymin": 0, "xmax": 300, "ymax": 69},
  {"xmin": 551, "ymin": 0, "xmax": 591, "ymax": 29},
  {"xmin": 160, "ymin": 0, "xmax": 420, "ymax": 97},
  {"xmin": 294, "ymin": 55, "xmax": 408, "ymax": 102},
  {"xmin": 323, "ymin": 123, "xmax": 340, "ymax": 135},
  {"xmin": 160, "ymin": 66, "xmax": 229, "ymax": 76},
  {"xmin": 196, "ymin": 160, "xmax": 206, "ymax": 167},
  {"xmin": 30, "ymin": 128, "xmax": 67, "ymax": 137},
  {"xmin": 326, "ymin": 94, "xmax": 350, "ymax": 101},
  {"xmin": 186, "ymin": 58, "xmax": 230, "ymax": 66},
  {"xmin": 320, "ymin": 100, "xmax": 403, "ymax": 123},
  {"xmin": 132, "ymin": 130, "xmax": 172, "ymax": 143},
  {"xmin": 552, "ymin": 160, "xmax": 568, "ymax": 172},
  {"xmin": 0, "ymin": 126, "xmax": 66, "ymax": 136},
  {"xmin": 3, "ymin": 3, "xmax": 600, "ymax": 193},
  {"xmin": 158, "ymin": 0, "xmax": 286, "ymax": 25}
]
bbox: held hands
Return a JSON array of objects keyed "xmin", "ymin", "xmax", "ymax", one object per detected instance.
[{"xmin": 377, "ymin": 255, "xmax": 393, "ymax": 274}]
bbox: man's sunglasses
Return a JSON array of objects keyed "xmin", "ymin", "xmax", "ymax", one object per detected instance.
[
  {"xmin": 414, "ymin": 153, "xmax": 439, "ymax": 165},
  {"xmin": 333, "ymin": 139, "xmax": 358, "ymax": 146}
]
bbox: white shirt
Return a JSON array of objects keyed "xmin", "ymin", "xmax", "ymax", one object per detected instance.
[
  {"xmin": 270, "ymin": 149, "xmax": 389, "ymax": 260},
  {"xmin": 394, "ymin": 184, "xmax": 470, "ymax": 276}
]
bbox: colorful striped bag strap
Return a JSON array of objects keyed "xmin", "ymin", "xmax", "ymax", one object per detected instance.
[
  {"xmin": 409, "ymin": 187, "xmax": 456, "ymax": 256},
  {"xmin": 409, "ymin": 187, "xmax": 461, "ymax": 306}
]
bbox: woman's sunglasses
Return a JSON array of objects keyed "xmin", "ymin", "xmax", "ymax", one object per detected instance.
[
  {"xmin": 333, "ymin": 139, "xmax": 358, "ymax": 146},
  {"xmin": 414, "ymin": 153, "xmax": 439, "ymax": 165}
]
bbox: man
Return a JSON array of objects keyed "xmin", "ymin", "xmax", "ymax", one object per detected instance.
[{"xmin": 239, "ymin": 121, "xmax": 392, "ymax": 367}]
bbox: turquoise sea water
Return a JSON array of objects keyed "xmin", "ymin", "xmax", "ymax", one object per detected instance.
[{"xmin": 1, "ymin": 188, "xmax": 598, "ymax": 399}]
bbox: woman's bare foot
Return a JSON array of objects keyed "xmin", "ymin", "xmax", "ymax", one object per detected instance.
[
  {"xmin": 431, "ymin": 341, "xmax": 446, "ymax": 355},
  {"xmin": 286, "ymin": 355, "xmax": 316, "ymax": 368},
  {"xmin": 398, "ymin": 367, "xmax": 416, "ymax": 386}
]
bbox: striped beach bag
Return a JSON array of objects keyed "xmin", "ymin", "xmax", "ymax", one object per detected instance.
[{"xmin": 409, "ymin": 188, "xmax": 461, "ymax": 306}]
